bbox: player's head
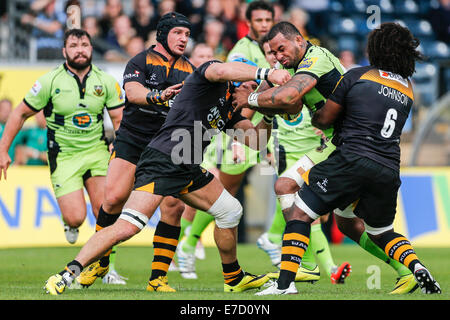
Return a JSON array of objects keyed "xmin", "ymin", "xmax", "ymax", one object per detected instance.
[
  {"xmin": 156, "ymin": 12, "xmax": 191, "ymax": 57},
  {"xmin": 267, "ymin": 21, "xmax": 305, "ymax": 69},
  {"xmin": 231, "ymin": 57, "xmax": 260, "ymax": 88},
  {"xmin": 367, "ymin": 22, "xmax": 424, "ymax": 79},
  {"xmin": 246, "ymin": 0, "xmax": 274, "ymax": 41},
  {"xmin": 260, "ymin": 34, "xmax": 277, "ymax": 68},
  {"xmin": 189, "ymin": 43, "xmax": 214, "ymax": 68},
  {"xmin": 63, "ymin": 28, "xmax": 93, "ymax": 70}
]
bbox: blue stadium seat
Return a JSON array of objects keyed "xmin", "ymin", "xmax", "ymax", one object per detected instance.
[
  {"xmin": 412, "ymin": 63, "xmax": 439, "ymax": 107},
  {"xmin": 342, "ymin": 0, "xmax": 367, "ymax": 14},
  {"xmin": 337, "ymin": 35, "xmax": 360, "ymax": 52},
  {"xmin": 329, "ymin": 17, "xmax": 358, "ymax": 35},
  {"xmin": 420, "ymin": 41, "xmax": 449, "ymax": 60},
  {"xmin": 393, "ymin": 0, "xmax": 419, "ymax": 15},
  {"xmin": 404, "ymin": 19, "xmax": 435, "ymax": 41}
]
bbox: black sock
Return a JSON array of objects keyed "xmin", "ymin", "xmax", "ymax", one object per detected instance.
[
  {"xmin": 96, "ymin": 206, "xmax": 120, "ymax": 267},
  {"xmin": 222, "ymin": 260, "xmax": 244, "ymax": 286},
  {"xmin": 278, "ymin": 220, "xmax": 311, "ymax": 289},
  {"xmin": 59, "ymin": 260, "xmax": 83, "ymax": 278}
]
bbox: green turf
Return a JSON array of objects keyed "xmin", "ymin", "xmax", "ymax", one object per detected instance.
[{"xmin": 0, "ymin": 244, "xmax": 448, "ymax": 300}]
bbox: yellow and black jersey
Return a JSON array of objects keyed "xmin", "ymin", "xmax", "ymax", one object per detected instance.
[
  {"xmin": 329, "ymin": 65, "xmax": 414, "ymax": 171},
  {"xmin": 121, "ymin": 45, "xmax": 194, "ymax": 136}
]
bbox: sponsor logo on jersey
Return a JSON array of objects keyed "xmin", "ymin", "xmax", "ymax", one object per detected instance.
[
  {"xmin": 72, "ymin": 112, "xmax": 92, "ymax": 128},
  {"xmin": 30, "ymin": 81, "xmax": 42, "ymax": 96},
  {"xmin": 297, "ymin": 57, "xmax": 318, "ymax": 71},
  {"xmin": 93, "ymin": 85, "xmax": 104, "ymax": 97},
  {"xmin": 123, "ymin": 70, "xmax": 140, "ymax": 80},
  {"xmin": 379, "ymin": 70, "xmax": 409, "ymax": 87}
]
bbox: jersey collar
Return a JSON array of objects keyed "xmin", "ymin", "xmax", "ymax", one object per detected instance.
[{"xmin": 295, "ymin": 41, "xmax": 313, "ymax": 70}]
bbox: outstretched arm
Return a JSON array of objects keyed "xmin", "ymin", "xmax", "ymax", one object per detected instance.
[
  {"xmin": 204, "ymin": 61, "xmax": 291, "ymax": 86},
  {"xmin": 233, "ymin": 73, "xmax": 317, "ymax": 114}
]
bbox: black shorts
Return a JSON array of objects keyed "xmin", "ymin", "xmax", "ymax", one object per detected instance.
[
  {"xmin": 134, "ymin": 147, "xmax": 214, "ymax": 198},
  {"xmin": 111, "ymin": 126, "xmax": 154, "ymax": 165},
  {"xmin": 299, "ymin": 149, "xmax": 401, "ymax": 228}
]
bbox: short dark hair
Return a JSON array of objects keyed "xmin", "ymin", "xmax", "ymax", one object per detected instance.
[
  {"xmin": 267, "ymin": 21, "xmax": 301, "ymax": 41},
  {"xmin": 63, "ymin": 28, "xmax": 92, "ymax": 47},
  {"xmin": 367, "ymin": 22, "xmax": 424, "ymax": 79},
  {"xmin": 245, "ymin": 0, "xmax": 274, "ymax": 21}
]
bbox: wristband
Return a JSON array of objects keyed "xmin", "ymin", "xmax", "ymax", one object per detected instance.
[
  {"xmin": 263, "ymin": 115, "xmax": 274, "ymax": 125},
  {"xmin": 146, "ymin": 91, "xmax": 164, "ymax": 104},
  {"xmin": 255, "ymin": 68, "xmax": 272, "ymax": 81},
  {"xmin": 248, "ymin": 92, "xmax": 260, "ymax": 107}
]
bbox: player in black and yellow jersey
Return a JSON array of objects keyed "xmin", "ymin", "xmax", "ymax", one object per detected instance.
[
  {"xmin": 76, "ymin": 12, "xmax": 194, "ymax": 289},
  {"xmin": 257, "ymin": 22, "xmax": 441, "ymax": 295},
  {"xmin": 44, "ymin": 57, "xmax": 292, "ymax": 296}
]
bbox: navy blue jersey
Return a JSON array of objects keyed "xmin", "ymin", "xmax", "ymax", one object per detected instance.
[
  {"xmin": 328, "ymin": 66, "xmax": 414, "ymax": 171},
  {"xmin": 149, "ymin": 60, "xmax": 246, "ymax": 164},
  {"xmin": 121, "ymin": 46, "xmax": 194, "ymax": 136}
]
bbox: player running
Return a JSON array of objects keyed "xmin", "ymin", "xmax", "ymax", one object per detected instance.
[
  {"xmin": 43, "ymin": 58, "xmax": 291, "ymax": 295},
  {"xmin": 0, "ymin": 28, "xmax": 123, "ymax": 248}
]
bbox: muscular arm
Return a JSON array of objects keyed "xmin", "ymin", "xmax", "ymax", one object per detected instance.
[
  {"xmin": 256, "ymin": 73, "xmax": 317, "ymax": 114},
  {"xmin": 124, "ymin": 82, "xmax": 150, "ymax": 105},
  {"xmin": 311, "ymin": 99, "xmax": 343, "ymax": 130},
  {"xmin": 107, "ymin": 106, "xmax": 124, "ymax": 131}
]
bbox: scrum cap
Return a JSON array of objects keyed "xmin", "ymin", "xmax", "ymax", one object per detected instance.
[{"xmin": 156, "ymin": 12, "xmax": 191, "ymax": 57}]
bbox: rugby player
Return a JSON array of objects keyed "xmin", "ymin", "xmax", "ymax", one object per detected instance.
[
  {"xmin": 43, "ymin": 58, "xmax": 291, "ymax": 295},
  {"xmin": 235, "ymin": 21, "xmax": 420, "ymax": 294},
  {"xmin": 0, "ymin": 29, "xmax": 123, "ymax": 248},
  {"xmin": 76, "ymin": 12, "xmax": 195, "ymax": 288},
  {"xmin": 253, "ymin": 22, "xmax": 442, "ymax": 295}
]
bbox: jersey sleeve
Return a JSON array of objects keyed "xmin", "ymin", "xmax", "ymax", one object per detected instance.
[
  {"xmin": 23, "ymin": 73, "xmax": 53, "ymax": 112},
  {"xmin": 122, "ymin": 52, "xmax": 148, "ymax": 87},
  {"xmin": 295, "ymin": 51, "xmax": 330, "ymax": 80},
  {"xmin": 104, "ymin": 74, "xmax": 125, "ymax": 109}
]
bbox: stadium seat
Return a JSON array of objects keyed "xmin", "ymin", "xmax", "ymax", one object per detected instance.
[
  {"xmin": 405, "ymin": 19, "xmax": 435, "ymax": 41},
  {"xmin": 329, "ymin": 17, "xmax": 358, "ymax": 35},
  {"xmin": 412, "ymin": 63, "xmax": 439, "ymax": 107},
  {"xmin": 420, "ymin": 41, "xmax": 449, "ymax": 60},
  {"xmin": 337, "ymin": 35, "xmax": 360, "ymax": 53},
  {"xmin": 393, "ymin": 0, "xmax": 419, "ymax": 15}
]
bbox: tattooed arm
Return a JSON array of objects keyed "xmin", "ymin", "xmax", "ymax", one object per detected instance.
[
  {"xmin": 257, "ymin": 73, "xmax": 317, "ymax": 114},
  {"xmin": 232, "ymin": 73, "xmax": 317, "ymax": 115}
]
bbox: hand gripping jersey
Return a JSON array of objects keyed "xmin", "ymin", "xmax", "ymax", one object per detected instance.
[
  {"xmin": 149, "ymin": 61, "xmax": 246, "ymax": 165},
  {"xmin": 121, "ymin": 45, "xmax": 195, "ymax": 136},
  {"xmin": 24, "ymin": 63, "xmax": 124, "ymax": 154}
]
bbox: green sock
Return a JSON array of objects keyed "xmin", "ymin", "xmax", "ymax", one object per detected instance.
[
  {"xmin": 267, "ymin": 200, "xmax": 285, "ymax": 245},
  {"xmin": 310, "ymin": 224, "xmax": 336, "ymax": 276},
  {"xmin": 358, "ymin": 232, "xmax": 411, "ymax": 277},
  {"xmin": 109, "ymin": 245, "xmax": 117, "ymax": 270},
  {"xmin": 179, "ymin": 217, "xmax": 192, "ymax": 241},
  {"xmin": 300, "ymin": 230, "xmax": 317, "ymax": 271},
  {"xmin": 183, "ymin": 210, "xmax": 214, "ymax": 254}
]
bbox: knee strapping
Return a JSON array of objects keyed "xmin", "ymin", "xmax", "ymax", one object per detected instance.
[
  {"xmin": 277, "ymin": 193, "xmax": 296, "ymax": 211},
  {"xmin": 208, "ymin": 189, "xmax": 243, "ymax": 229},
  {"xmin": 119, "ymin": 208, "xmax": 149, "ymax": 230}
]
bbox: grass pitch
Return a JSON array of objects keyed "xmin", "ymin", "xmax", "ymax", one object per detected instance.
[{"xmin": 0, "ymin": 244, "xmax": 448, "ymax": 301}]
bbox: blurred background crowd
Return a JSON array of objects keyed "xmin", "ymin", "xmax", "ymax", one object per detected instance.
[{"xmin": 0, "ymin": 0, "xmax": 449, "ymax": 167}]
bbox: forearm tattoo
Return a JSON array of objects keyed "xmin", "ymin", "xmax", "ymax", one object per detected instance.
[{"xmin": 270, "ymin": 74, "xmax": 315, "ymax": 105}]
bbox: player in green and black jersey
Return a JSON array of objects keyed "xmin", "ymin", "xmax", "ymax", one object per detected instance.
[{"xmin": 0, "ymin": 29, "xmax": 124, "ymax": 246}]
